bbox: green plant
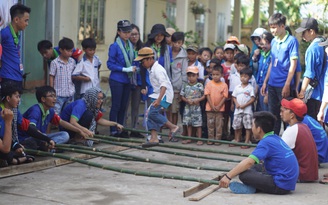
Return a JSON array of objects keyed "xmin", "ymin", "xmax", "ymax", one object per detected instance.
[{"xmin": 189, "ymin": 1, "xmax": 210, "ymax": 15}]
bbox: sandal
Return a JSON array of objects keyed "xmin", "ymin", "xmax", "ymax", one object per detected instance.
[
  {"xmin": 168, "ymin": 126, "xmax": 180, "ymax": 142},
  {"xmin": 10, "ymin": 155, "xmax": 35, "ymax": 165},
  {"xmin": 196, "ymin": 141, "xmax": 203, "ymax": 145},
  {"xmin": 141, "ymin": 142, "xmax": 159, "ymax": 148},
  {"xmin": 182, "ymin": 140, "xmax": 191, "ymax": 144},
  {"xmin": 207, "ymin": 141, "xmax": 214, "ymax": 145},
  {"xmin": 229, "ymin": 140, "xmax": 238, "ymax": 147},
  {"xmin": 319, "ymin": 178, "xmax": 328, "ymax": 185}
]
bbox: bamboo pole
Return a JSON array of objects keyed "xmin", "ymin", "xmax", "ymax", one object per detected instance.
[
  {"xmin": 25, "ymin": 149, "xmax": 220, "ymax": 185},
  {"xmin": 91, "ymin": 136, "xmax": 250, "ymax": 157},
  {"xmin": 86, "ymin": 139, "xmax": 241, "ymax": 163},
  {"xmin": 55, "ymin": 144, "xmax": 231, "ymax": 172},
  {"xmin": 122, "ymin": 127, "xmax": 257, "ymax": 147}
]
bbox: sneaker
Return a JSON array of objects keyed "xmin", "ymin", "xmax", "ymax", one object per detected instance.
[{"xmin": 229, "ymin": 181, "xmax": 256, "ymax": 194}]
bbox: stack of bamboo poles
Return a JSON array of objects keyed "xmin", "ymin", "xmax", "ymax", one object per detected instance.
[{"xmin": 26, "ymin": 128, "xmax": 252, "ymax": 186}]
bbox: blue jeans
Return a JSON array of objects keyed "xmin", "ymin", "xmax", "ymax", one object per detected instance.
[
  {"xmin": 54, "ymin": 96, "xmax": 73, "ymax": 114},
  {"xmin": 268, "ymin": 85, "xmax": 283, "ymax": 135},
  {"xmin": 147, "ymin": 105, "xmax": 168, "ymax": 132},
  {"xmin": 47, "ymin": 131, "xmax": 70, "ymax": 144},
  {"xmin": 109, "ymin": 80, "xmax": 131, "ymax": 133},
  {"xmin": 256, "ymin": 85, "xmax": 269, "ymax": 112}
]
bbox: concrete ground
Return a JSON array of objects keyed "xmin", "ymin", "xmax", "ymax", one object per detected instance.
[{"xmin": 1, "ymin": 82, "xmax": 328, "ymax": 204}]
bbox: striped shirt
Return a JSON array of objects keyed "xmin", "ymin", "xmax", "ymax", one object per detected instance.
[{"xmin": 49, "ymin": 57, "xmax": 76, "ymax": 97}]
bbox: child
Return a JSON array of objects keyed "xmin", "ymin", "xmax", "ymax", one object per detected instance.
[
  {"xmin": 49, "ymin": 37, "xmax": 76, "ymax": 115},
  {"xmin": 72, "ymin": 38, "xmax": 102, "ymax": 99},
  {"xmin": 136, "ymin": 47, "xmax": 179, "ymax": 147},
  {"xmin": 19, "ymin": 86, "xmax": 89, "ymax": 151},
  {"xmin": 170, "ymin": 32, "xmax": 188, "ymax": 126},
  {"xmin": 198, "ymin": 47, "xmax": 212, "ymax": 80},
  {"xmin": 186, "ymin": 44, "xmax": 203, "ymax": 81},
  {"xmin": 165, "ymin": 27, "xmax": 176, "ymax": 46},
  {"xmin": 0, "ymin": 3, "xmax": 31, "ymax": 89},
  {"xmin": 221, "ymin": 43, "xmax": 235, "ymax": 138},
  {"xmin": 213, "ymin": 46, "xmax": 224, "ymax": 64},
  {"xmin": 231, "ymin": 68, "xmax": 256, "ymax": 149},
  {"xmin": 204, "ymin": 65, "xmax": 228, "ymax": 145},
  {"xmin": 180, "ymin": 66, "xmax": 205, "ymax": 145}
]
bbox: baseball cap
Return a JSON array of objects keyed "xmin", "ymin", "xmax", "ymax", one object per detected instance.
[
  {"xmin": 281, "ymin": 98, "xmax": 307, "ymax": 118},
  {"xmin": 134, "ymin": 47, "xmax": 154, "ymax": 61},
  {"xmin": 224, "ymin": 43, "xmax": 235, "ymax": 51},
  {"xmin": 186, "ymin": 44, "xmax": 199, "ymax": 53},
  {"xmin": 226, "ymin": 36, "xmax": 240, "ymax": 45},
  {"xmin": 186, "ymin": 66, "xmax": 199, "ymax": 74},
  {"xmin": 295, "ymin": 18, "xmax": 318, "ymax": 33},
  {"xmin": 236, "ymin": 44, "xmax": 249, "ymax": 56},
  {"xmin": 117, "ymin": 20, "xmax": 132, "ymax": 32},
  {"xmin": 251, "ymin": 28, "xmax": 267, "ymax": 39}
]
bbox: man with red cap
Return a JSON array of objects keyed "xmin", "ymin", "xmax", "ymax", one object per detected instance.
[{"xmin": 280, "ymin": 98, "xmax": 318, "ymax": 182}]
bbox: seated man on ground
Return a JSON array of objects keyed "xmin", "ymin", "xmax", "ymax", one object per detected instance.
[{"xmin": 219, "ymin": 111, "xmax": 299, "ymax": 194}]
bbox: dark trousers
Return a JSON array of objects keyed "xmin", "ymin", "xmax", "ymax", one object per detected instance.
[
  {"xmin": 65, "ymin": 110, "xmax": 93, "ymax": 138},
  {"xmin": 268, "ymin": 85, "xmax": 284, "ymax": 135},
  {"xmin": 239, "ymin": 164, "xmax": 290, "ymax": 195},
  {"xmin": 307, "ymin": 98, "xmax": 321, "ymax": 121},
  {"xmin": 109, "ymin": 79, "xmax": 131, "ymax": 133}
]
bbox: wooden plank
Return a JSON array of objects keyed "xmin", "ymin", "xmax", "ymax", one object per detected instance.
[
  {"xmin": 188, "ymin": 185, "xmax": 220, "ymax": 201},
  {"xmin": 183, "ymin": 176, "xmax": 219, "ymax": 197}
]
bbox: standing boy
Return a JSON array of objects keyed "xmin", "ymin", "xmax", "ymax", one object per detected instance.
[
  {"xmin": 204, "ymin": 65, "xmax": 228, "ymax": 145},
  {"xmin": 186, "ymin": 44, "xmax": 203, "ymax": 81},
  {"xmin": 136, "ymin": 47, "xmax": 179, "ymax": 147},
  {"xmin": 72, "ymin": 38, "xmax": 102, "ymax": 99},
  {"xmin": 170, "ymin": 32, "xmax": 188, "ymax": 126},
  {"xmin": 0, "ymin": 3, "xmax": 31, "ymax": 89},
  {"xmin": 231, "ymin": 68, "xmax": 256, "ymax": 148},
  {"xmin": 49, "ymin": 37, "xmax": 76, "ymax": 114},
  {"xmin": 180, "ymin": 66, "xmax": 205, "ymax": 145},
  {"xmin": 261, "ymin": 13, "xmax": 300, "ymax": 135}
]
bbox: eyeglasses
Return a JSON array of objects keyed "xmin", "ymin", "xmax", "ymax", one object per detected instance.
[
  {"xmin": 97, "ymin": 97, "xmax": 104, "ymax": 101},
  {"xmin": 45, "ymin": 94, "xmax": 57, "ymax": 98},
  {"xmin": 131, "ymin": 33, "xmax": 139, "ymax": 37}
]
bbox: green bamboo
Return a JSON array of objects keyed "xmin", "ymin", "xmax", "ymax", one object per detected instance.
[
  {"xmin": 92, "ymin": 135, "xmax": 250, "ymax": 157},
  {"xmin": 25, "ymin": 149, "xmax": 220, "ymax": 185},
  {"xmin": 122, "ymin": 127, "xmax": 257, "ymax": 147},
  {"xmin": 84, "ymin": 139, "xmax": 241, "ymax": 163},
  {"xmin": 55, "ymin": 144, "xmax": 231, "ymax": 172}
]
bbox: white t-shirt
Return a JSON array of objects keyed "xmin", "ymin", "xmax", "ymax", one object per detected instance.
[{"xmin": 232, "ymin": 84, "xmax": 255, "ymax": 115}]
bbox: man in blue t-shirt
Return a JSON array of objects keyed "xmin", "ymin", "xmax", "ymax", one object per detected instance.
[
  {"xmin": 295, "ymin": 18, "xmax": 326, "ymax": 120},
  {"xmin": 219, "ymin": 111, "xmax": 299, "ymax": 194},
  {"xmin": 0, "ymin": 3, "xmax": 31, "ymax": 90},
  {"xmin": 261, "ymin": 13, "xmax": 301, "ymax": 135}
]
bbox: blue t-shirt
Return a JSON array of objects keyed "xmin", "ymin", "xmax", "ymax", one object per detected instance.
[
  {"xmin": 302, "ymin": 115, "xmax": 328, "ymax": 163},
  {"xmin": 249, "ymin": 133, "xmax": 299, "ymax": 191},
  {"xmin": 19, "ymin": 104, "xmax": 57, "ymax": 142},
  {"xmin": 303, "ymin": 38, "xmax": 326, "ymax": 101},
  {"xmin": 0, "ymin": 26, "xmax": 23, "ymax": 81},
  {"xmin": 269, "ymin": 32, "xmax": 300, "ymax": 87},
  {"xmin": 257, "ymin": 51, "xmax": 271, "ymax": 87},
  {"xmin": 60, "ymin": 99, "xmax": 87, "ymax": 122}
]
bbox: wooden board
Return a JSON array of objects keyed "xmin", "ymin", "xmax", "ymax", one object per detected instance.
[
  {"xmin": 188, "ymin": 185, "xmax": 220, "ymax": 201},
  {"xmin": 183, "ymin": 176, "xmax": 220, "ymax": 197}
]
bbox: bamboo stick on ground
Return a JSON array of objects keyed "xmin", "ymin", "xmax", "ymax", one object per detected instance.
[
  {"xmin": 122, "ymin": 127, "xmax": 257, "ymax": 147},
  {"xmin": 92, "ymin": 136, "xmax": 250, "ymax": 157},
  {"xmin": 56, "ymin": 144, "xmax": 231, "ymax": 172},
  {"xmin": 25, "ymin": 149, "xmax": 220, "ymax": 185},
  {"xmin": 86, "ymin": 140, "xmax": 241, "ymax": 163}
]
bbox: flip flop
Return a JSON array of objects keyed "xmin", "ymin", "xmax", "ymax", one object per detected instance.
[
  {"xmin": 196, "ymin": 141, "xmax": 204, "ymax": 145},
  {"xmin": 182, "ymin": 140, "xmax": 191, "ymax": 144},
  {"xmin": 141, "ymin": 142, "xmax": 159, "ymax": 148},
  {"xmin": 319, "ymin": 178, "xmax": 328, "ymax": 185}
]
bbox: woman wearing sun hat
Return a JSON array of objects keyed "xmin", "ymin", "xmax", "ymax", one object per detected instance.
[{"xmin": 107, "ymin": 20, "xmax": 136, "ymax": 137}]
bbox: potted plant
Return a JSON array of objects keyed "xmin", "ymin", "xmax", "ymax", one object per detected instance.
[{"xmin": 190, "ymin": 1, "xmax": 210, "ymax": 19}]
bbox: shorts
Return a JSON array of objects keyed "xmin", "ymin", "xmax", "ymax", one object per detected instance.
[
  {"xmin": 169, "ymin": 92, "xmax": 180, "ymax": 114},
  {"xmin": 232, "ymin": 113, "xmax": 253, "ymax": 130},
  {"xmin": 183, "ymin": 105, "xmax": 202, "ymax": 127}
]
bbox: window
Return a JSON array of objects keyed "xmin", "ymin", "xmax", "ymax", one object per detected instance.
[
  {"xmin": 78, "ymin": 0, "xmax": 105, "ymax": 44},
  {"xmin": 165, "ymin": 1, "xmax": 176, "ymax": 27}
]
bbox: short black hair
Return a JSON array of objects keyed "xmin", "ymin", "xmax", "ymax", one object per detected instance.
[
  {"xmin": 35, "ymin": 86, "xmax": 56, "ymax": 103},
  {"xmin": 240, "ymin": 68, "xmax": 253, "ymax": 78},
  {"xmin": 236, "ymin": 54, "xmax": 250, "ymax": 66},
  {"xmin": 81, "ymin": 38, "xmax": 97, "ymax": 49},
  {"xmin": 268, "ymin": 13, "xmax": 286, "ymax": 26},
  {"xmin": 233, "ymin": 52, "xmax": 244, "ymax": 61},
  {"xmin": 213, "ymin": 46, "xmax": 224, "ymax": 54},
  {"xmin": 199, "ymin": 47, "xmax": 213, "ymax": 58},
  {"xmin": 253, "ymin": 111, "xmax": 277, "ymax": 133},
  {"xmin": 37, "ymin": 40, "xmax": 53, "ymax": 53},
  {"xmin": 209, "ymin": 58, "xmax": 221, "ymax": 66},
  {"xmin": 58, "ymin": 37, "xmax": 74, "ymax": 50},
  {"xmin": 171, "ymin": 32, "xmax": 185, "ymax": 43},
  {"xmin": 261, "ymin": 31, "xmax": 274, "ymax": 44},
  {"xmin": 212, "ymin": 64, "xmax": 223, "ymax": 74},
  {"xmin": 10, "ymin": 3, "xmax": 31, "ymax": 21},
  {"xmin": 1, "ymin": 81, "xmax": 22, "ymax": 101}
]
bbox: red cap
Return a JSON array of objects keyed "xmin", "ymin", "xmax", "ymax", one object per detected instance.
[{"xmin": 281, "ymin": 98, "xmax": 307, "ymax": 118}]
